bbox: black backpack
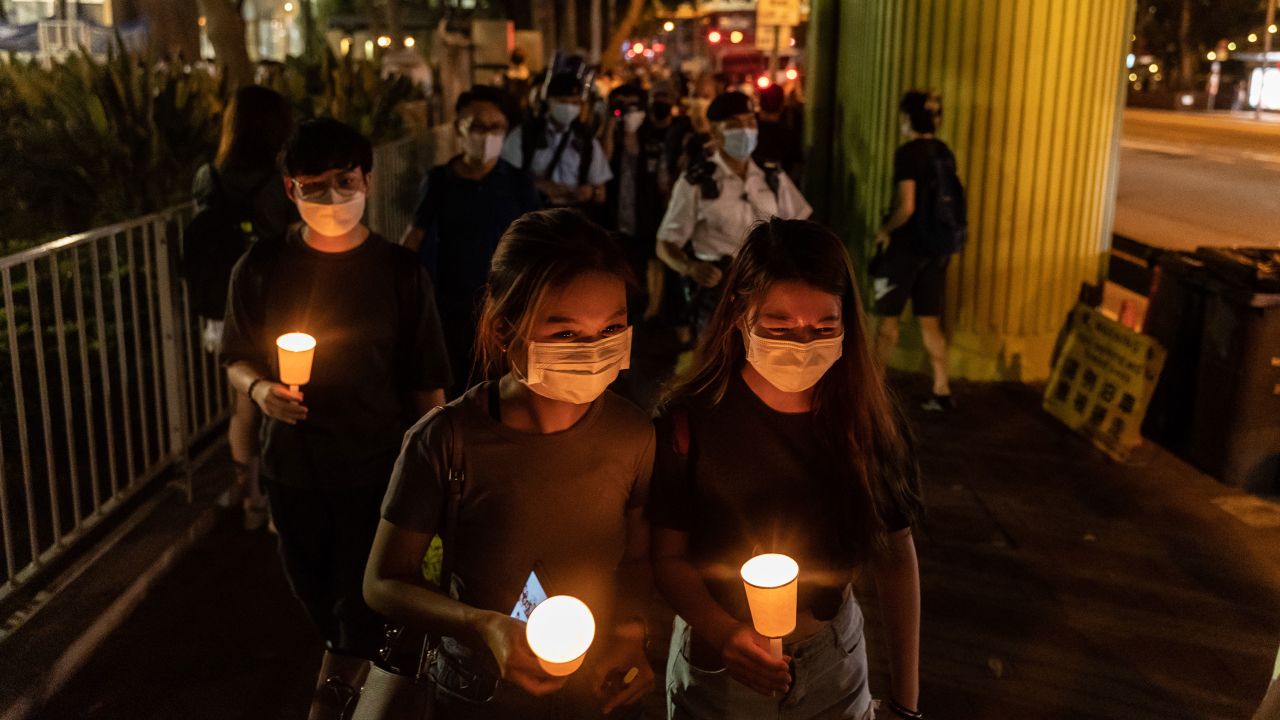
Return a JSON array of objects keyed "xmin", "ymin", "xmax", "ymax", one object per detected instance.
[
  {"xmin": 181, "ymin": 169, "xmax": 272, "ymax": 319},
  {"xmin": 912, "ymin": 143, "xmax": 967, "ymax": 257}
]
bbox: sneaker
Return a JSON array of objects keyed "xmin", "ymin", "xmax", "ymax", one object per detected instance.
[{"xmin": 921, "ymin": 394, "xmax": 955, "ymax": 412}]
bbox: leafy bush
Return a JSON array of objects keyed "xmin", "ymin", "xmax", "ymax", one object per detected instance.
[{"xmin": 0, "ymin": 44, "xmax": 420, "ymax": 255}]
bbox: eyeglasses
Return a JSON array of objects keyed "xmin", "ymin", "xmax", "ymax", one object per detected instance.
[
  {"xmin": 290, "ymin": 170, "xmax": 365, "ymax": 202},
  {"xmin": 460, "ymin": 118, "xmax": 508, "ymax": 135}
]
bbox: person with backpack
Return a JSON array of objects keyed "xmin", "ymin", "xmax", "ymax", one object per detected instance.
[
  {"xmin": 501, "ymin": 72, "xmax": 613, "ymax": 210},
  {"xmin": 873, "ymin": 90, "xmax": 967, "ymax": 412},
  {"xmin": 401, "ymin": 85, "xmax": 541, "ymax": 398},
  {"xmin": 187, "ymin": 85, "xmax": 296, "ymax": 529},
  {"xmin": 655, "ymin": 91, "xmax": 811, "ymax": 340},
  {"xmin": 362, "ymin": 209, "xmax": 656, "ymax": 719},
  {"xmin": 221, "ymin": 118, "xmax": 452, "ymax": 720},
  {"xmin": 649, "ymin": 218, "xmax": 924, "ymax": 720}
]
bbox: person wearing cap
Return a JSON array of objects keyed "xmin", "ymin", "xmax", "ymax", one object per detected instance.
[
  {"xmin": 502, "ymin": 71, "xmax": 613, "ymax": 209},
  {"xmin": 655, "ymin": 90, "xmax": 812, "ymax": 338}
]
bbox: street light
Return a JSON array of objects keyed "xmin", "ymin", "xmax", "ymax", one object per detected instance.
[
  {"xmin": 1207, "ymin": 51, "xmax": 1217, "ymax": 61},
  {"xmin": 404, "ymin": 37, "xmax": 415, "ymax": 48},
  {"xmin": 1229, "ymin": 41, "xmax": 1238, "ymax": 51},
  {"xmin": 729, "ymin": 30, "xmax": 744, "ymax": 44},
  {"xmin": 377, "ymin": 35, "xmax": 392, "ymax": 48},
  {"xmin": 1148, "ymin": 63, "xmax": 1159, "ymax": 73},
  {"xmin": 1250, "ymin": 33, "xmax": 1260, "ymax": 42},
  {"xmin": 663, "ymin": 21, "xmax": 675, "ymax": 32},
  {"xmin": 708, "ymin": 30, "xmax": 722, "ymax": 44},
  {"xmin": 283, "ymin": 1, "xmax": 294, "ymax": 11}
]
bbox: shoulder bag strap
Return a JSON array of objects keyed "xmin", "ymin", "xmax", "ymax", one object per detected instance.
[{"xmin": 414, "ymin": 405, "xmax": 465, "ymax": 681}]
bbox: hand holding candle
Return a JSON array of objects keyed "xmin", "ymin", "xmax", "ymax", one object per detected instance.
[
  {"xmin": 525, "ymin": 595, "xmax": 596, "ymax": 677},
  {"xmin": 740, "ymin": 553, "xmax": 799, "ymax": 659},
  {"xmin": 276, "ymin": 332, "xmax": 316, "ymax": 393}
]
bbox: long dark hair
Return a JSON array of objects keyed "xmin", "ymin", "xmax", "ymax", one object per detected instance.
[
  {"xmin": 662, "ymin": 218, "xmax": 922, "ymax": 559},
  {"xmin": 215, "ymin": 85, "xmax": 292, "ymax": 172},
  {"xmin": 475, "ymin": 209, "xmax": 636, "ymax": 382}
]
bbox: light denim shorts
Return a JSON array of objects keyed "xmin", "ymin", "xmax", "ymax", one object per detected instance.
[{"xmin": 666, "ymin": 585, "xmax": 875, "ymax": 720}]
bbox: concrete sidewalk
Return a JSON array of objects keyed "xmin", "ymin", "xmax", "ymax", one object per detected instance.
[{"xmin": 11, "ymin": 374, "xmax": 1280, "ymax": 720}]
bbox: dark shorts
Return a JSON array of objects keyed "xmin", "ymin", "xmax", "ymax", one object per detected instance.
[
  {"xmin": 871, "ymin": 241, "xmax": 951, "ymax": 317},
  {"xmin": 265, "ymin": 478, "xmax": 388, "ymax": 659}
]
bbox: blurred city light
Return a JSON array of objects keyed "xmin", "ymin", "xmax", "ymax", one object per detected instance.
[
  {"xmin": 785, "ymin": 68, "xmax": 798, "ymax": 81},
  {"xmin": 377, "ymin": 35, "xmax": 392, "ymax": 48},
  {"xmin": 663, "ymin": 21, "xmax": 675, "ymax": 32},
  {"xmin": 404, "ymin": 37, "xmax": 415, "ymax": 48},
  {"xmin": 730, "ymin": 30, "xmax": 744, "ymax": 44},
  {"xmin": 708, "ymin": 30, "xmax": 722, "ymax": 43}
]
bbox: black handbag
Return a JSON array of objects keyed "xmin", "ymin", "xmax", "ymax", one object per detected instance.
[{"xmin": 351, "ymin": 406, "xmax": 465, "ymax": 720}]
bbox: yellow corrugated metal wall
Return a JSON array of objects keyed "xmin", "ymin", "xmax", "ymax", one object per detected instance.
[{"xmin": 807, "ymin": 0, "xmax": 1135, "ymax": 381}]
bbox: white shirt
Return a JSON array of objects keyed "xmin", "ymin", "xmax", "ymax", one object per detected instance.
[
  {"xmin": 656, "ymin": 152, "xmax": 812, "ymax": 261},
  {"xmin": 501, "ymin": 121, "xmax": 613, "ymax": 187}
]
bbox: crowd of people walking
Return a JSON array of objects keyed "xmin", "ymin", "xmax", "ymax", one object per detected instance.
[{"xmin": 183, "ymin": 53, "xmax": 971, "ymax": 720}]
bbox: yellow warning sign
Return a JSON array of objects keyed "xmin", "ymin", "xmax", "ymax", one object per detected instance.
[{"xmin": 1043, "ymin": 305, "xmax": 1166, "ymax": 462}]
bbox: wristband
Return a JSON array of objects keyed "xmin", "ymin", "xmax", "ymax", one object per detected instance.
[
  {"xmin": 887, "ymin": 698, "xmax": 924, "ymax": 720},
  {"xmin": 246, "ymin": 378, "xmax": 264, "ymax": 401}
]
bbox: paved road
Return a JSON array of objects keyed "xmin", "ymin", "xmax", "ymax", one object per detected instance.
[{"xmin": 1116, "ymin": 109, "xmax": 1280, "ymax": 250}]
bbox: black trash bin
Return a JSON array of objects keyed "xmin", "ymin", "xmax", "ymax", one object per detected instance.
[
  {"xmin": 1183, "ymin": 247, "xmax": 1280, "ymax": 493},
  {"xmin": 1141, "ymin": 252, "xmax": 1211, "ymax": 455}
]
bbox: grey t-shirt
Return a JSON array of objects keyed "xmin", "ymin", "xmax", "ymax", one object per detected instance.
[{"xmin": 382, "ymin": 382, "xmax": 655, "ymax": 641}]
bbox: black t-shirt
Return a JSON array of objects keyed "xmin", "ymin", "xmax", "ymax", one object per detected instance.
[
  {"xmin": 891, "ymin": 138, "xmax": 955, "ymax": 247},
  {"xmin": 221, "ymin": 226, "xmax": 452, "ymax": 489},
  {"xmin": 412, "ymin": 158, "xmax": 540, "ymax": 306},
  {"xmin": 647, "ymin": 373, "xmax": 916, "ymax": 622}
]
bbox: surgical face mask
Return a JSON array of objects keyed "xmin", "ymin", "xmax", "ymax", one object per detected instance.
[
  {"xmin": 464, "ymin": 131, "xmax": 504, "ymax": 164},
  {"xmin": 743, "ymin": 330, "xmax": 843, "ymax": 393},
  {"xmin": 297, "ymin": 190, "xmax": 365, "ymax": 237},
  {"xmin": 622, "ymin": 109, "xmax": 646, "ymax": 133},
  {"xmin": 547, "ymin": 100, "xmax": 581, "ymax": 126},
  {"xmin": 901, "ymin": 118, "xmax": 913, "ymax": 137},
  {"xmin": 720, "ymin": 127, "xmax": 759, "ymax": 161},
  {"xmin": 516, "ymin": 327, "xmax": 632, "ymax": 404}
]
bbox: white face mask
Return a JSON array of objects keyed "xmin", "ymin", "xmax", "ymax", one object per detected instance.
[
  {"xmin": 464, "ymin": 132, "xmax": 504, "ymax": 164},
  {"xmin": 743, "ymin": 331, "xmax": 843, "ymax": 393},
  {"xmin": 720, "ymin": 127, "xmax": 759, "ymax": 160},
  {"xmin": 622, "ymin": 109, "xmax": 645, "ymax": 133},
  {"xmin": 297, "ymin": 191, "xmax": 365, "ymax": 237},
  {"xmin": 548, "ymin": 100, "xmax": 581, "ymax": 127},
  {"xmin": 516, "ymin": 327, "xmax": 632, "ymax": 405}
]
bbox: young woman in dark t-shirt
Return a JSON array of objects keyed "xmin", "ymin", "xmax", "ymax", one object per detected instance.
[
  {"xmin": 649, "ymin": 218, "xmax": 925, "ymax": 720},
  {"xmin": 364, "ymin": 209, "xmax": 657, "ymax": 719}
]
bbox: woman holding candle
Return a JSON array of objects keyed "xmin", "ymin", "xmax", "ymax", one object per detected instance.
[
  {"xmin": 649, "ymin": 218, "xmax": 925, "ymax": 720},
  {"xmin": 364, "ymin": 209, "xmax": 657, "ymax": 719}
]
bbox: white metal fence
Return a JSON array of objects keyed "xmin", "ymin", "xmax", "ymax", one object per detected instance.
[
  {"xmin": 0, "ymin": 135, "xmax": 428, "ymax": 607},
  {"xmin": 0, "ymin": 204, "xmax": 228, "ymax": 604}
]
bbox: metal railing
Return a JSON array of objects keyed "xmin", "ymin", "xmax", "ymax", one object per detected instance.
[{"xmin": 0, "ymin": 204, "xmax": 227, "ymax": 604}]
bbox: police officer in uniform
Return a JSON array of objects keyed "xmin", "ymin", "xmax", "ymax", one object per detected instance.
[
  {"xmin": 501, "ymin": 71, "xmax": 613, "ymax": 210},
  {"xmin": 655, "ymin": 90, "xmax": 812, "ymax": 338}
]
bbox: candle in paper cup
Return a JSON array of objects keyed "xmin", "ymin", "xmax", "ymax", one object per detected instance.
[
  {"xmin": 740, "ymin": 553, "xmax": 799, "ymax": 658},
  {"xmin": 276, "ymin": 332, "xmax": 316, "ymax": 391},
  {"xmin": 525, "ymin": 595, "xmax": 596, "ymax": 676}
]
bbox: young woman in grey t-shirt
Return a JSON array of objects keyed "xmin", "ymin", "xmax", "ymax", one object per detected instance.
[{"xmin": 364, "ymin": 209, "xmax": 657, "ymax": 719}]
